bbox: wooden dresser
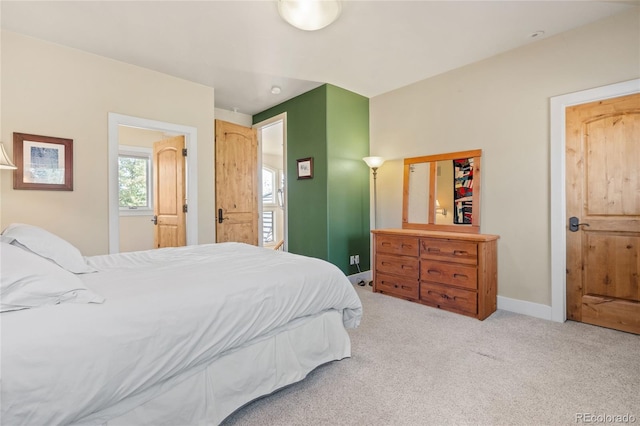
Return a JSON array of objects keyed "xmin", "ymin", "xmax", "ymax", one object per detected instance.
[{"xmin": 372, "ymin": 229, "xmax": 499, "ymax": 320}]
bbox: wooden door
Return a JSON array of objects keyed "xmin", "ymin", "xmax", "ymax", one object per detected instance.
[
  {"xmin": 566, "ymin": 93, "xmax": 640, "ymax": 334},
  {"xmin": 153, "ymin": 136, "xmax": 186, "ymax": 248},
  {"xmin": 215, "ymin": 120, "xmax": 258, "ymax": 245}
]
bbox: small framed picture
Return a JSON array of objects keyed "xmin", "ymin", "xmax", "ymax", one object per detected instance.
[
  {"xmin": 297, "ymin": 157, "xmax": 313, "ymax": 179},
  {"xmin": 13, "ymin": 132, "xmax": 73, "ymax": 191}
]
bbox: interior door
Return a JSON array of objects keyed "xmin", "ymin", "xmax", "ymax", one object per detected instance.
[
  {"xmin": 215, "ymin": 120, "xmax": 258, "ymax": 245},
  {"xmin": 153, "ymin": 136, "xmax": 186, "ymax": 248},
  {"xmin": 566, "ymin": 93, "xmax": 640, "ymax": 334}
]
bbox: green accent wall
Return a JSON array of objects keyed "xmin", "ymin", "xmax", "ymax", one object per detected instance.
[{"xmin": 253, "ymin": 84, "xmax": 370, "ymax": 275}]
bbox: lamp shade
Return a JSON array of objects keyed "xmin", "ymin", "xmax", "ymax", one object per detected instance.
[
  {"xmin": 0, "ymin": 143, "xmax": 17, "ymax": 170},
  {"xmin": 363, "ymin": 156, "xmax": 385, "ymax": 169},
  {"xmin": 278, "ymin": 0, "xmax": 342, "ymax": 31}
]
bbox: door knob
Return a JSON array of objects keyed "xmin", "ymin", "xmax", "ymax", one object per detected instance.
[
  {"xmin": 569, "ymin": 216, "xmax": 589, "ymax": 232},
  {"xmin": 151, "ymin": 215, "xmax": 157, "ymax": 225}
]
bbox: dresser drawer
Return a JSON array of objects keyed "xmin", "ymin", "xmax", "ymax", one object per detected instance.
[
  {"xmin": 420, "ymin": 282, "xmax": 477, "ymax": 315},
  {"xmin": 376, "ymin": 235, "xmax": 419, "ymax": 257},
  {"xmin": 376, "ymin": 253, "xmax": 419, "ymax": 278},
  {"xmin": 420, "ymin": 261, "xmax": 478, "ymax": 290},
  {"xmin": 420, "ymin": 238, "xmax": 477, "ymax": 265},
  {"xmin": 376, "ymin": 272, "xmax": 419, "ymax": 299}
]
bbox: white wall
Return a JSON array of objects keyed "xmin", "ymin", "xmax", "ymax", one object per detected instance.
[
  {"xmin": 214, "ymin": 108, "xmax": 252, "ymax": 127},
  {"xmin": 0, "ymin": 31, "xmax": 216, "ymax": 255},
  {"xmin": 370, "ymin": 10, "xmax": 640, "ymax": 306}
]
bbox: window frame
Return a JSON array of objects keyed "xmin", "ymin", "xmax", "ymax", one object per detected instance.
[
  {"xmin": 118, "ymin": 145, "xmax": 154, "ymax": 216},
  {"xmin": 262, "ymin": 165, "xmax": 278, "ymax": 208}
]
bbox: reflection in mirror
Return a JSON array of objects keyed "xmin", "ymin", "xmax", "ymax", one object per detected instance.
[
  {"xmin": 407, "ymin": 162, "xmax": 430, "ymax": 224},
  {"xmin": 453, "ymin": 158, "xmax": 474, "ymax": 224},
  {"xmin": 402, "ymin": 149, "xmax": 482, "ymax": 233},
  {"xmin": 435, "ymin": 160, "xmax": 453, "ymax": 225}
]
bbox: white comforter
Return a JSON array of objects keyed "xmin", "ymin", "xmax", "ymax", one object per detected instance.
[{"xmin": 1, "ymin": 243, "xmax": 362, "ymax": 425}]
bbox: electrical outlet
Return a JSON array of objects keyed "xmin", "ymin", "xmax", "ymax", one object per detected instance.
[
  {"xmin": 354, "ymin": 254, "xmax": 360, "ymax": 264},
  {"xmin": 349, "ymin": 255, "xmax": 355, "ymax": 265}
]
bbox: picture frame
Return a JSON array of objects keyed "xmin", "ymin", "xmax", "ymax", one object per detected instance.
[
  {"xmin": 296, "ymin": 157, "xmax": 313, "ymax": 179},
  {"xmin": 13, "ymin": 132, "xmax": 73, "ymax": 191}
]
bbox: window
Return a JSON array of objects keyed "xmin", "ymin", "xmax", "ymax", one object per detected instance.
[
  {"xmin": 262, "ymin": 166, "xmax": 280, "ymax": 245},
  {"xmin": 119, "ymin": 146, "xmax": 153, "ymax": 214},
  {"xmin": 262, "ymin": 167, "xmax": 276, "ymax": 206}
]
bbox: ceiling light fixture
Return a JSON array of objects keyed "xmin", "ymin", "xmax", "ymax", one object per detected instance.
[
  {"xmin": 271, "ymin": 86, "xmax": 282, "ymax": 95},
  {"xmin": 278, "ymin": 0, "xmax": 342, "ymax": 31}
]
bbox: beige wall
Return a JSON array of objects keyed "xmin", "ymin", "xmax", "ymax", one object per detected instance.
[
  {"xmin": 0, "ymin": 31, "xmax": 216, "ymax": 255},
  {"xmin": 370, "ymin": 10, "xmax": 640, "ymax": 306}
]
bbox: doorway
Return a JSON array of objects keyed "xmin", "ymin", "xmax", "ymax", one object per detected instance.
[
  {"xmin": 255, "ymin": 114, "xmax": 287, "ymax": 250},
  {"xmin": 549, "ymin": 79, "xmax": 640, "ymax": 323},
  {"xmin": 108, "ymin": 113, "xmax": 198, "ymax": 254}
]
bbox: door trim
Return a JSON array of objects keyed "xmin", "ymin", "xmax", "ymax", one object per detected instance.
[
  {"xmin": 254, "ymin": 112, "xmax": 288, "ymax": 251},
  {"xmin": 549, "ymin": 78, "xmax": 640, "ymax": 322},
  {"xmin": 108, "ymin": 113, "xmax": 198, "ymax": 254}
]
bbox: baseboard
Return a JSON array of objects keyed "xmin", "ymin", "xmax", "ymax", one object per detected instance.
[
  {"xmin": 350, "ymin": 273, "xmax": 554, "ymax": 321},
  {"xmin": 347, "ymin": 270, "xmax": 372, "ymax": 286},
  {"xmin": 497, "ymin": 295, "xmax": 553, "ymax": 321}
]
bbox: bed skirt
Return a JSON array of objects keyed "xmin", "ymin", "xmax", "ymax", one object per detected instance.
[{"xmin": 93, "ymin": 309, "xmax": 350, "ymax": 426}]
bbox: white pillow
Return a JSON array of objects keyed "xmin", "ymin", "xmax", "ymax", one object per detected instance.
[
  {"xmin": 0, "ymin": 243, "xmax": 104, "ymax": 313},
  {"xmin": 1, "ymin": 223, "xmax": 96, "ymax": 274}
]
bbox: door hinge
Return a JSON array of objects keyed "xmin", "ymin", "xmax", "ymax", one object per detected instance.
[
  {"xmin": 183, "ymin": 204, "xmax": 188, "ymax": 213},
  {"xmin": 182, "ymin": 148, "xmax": 187, "ymax": 156}
]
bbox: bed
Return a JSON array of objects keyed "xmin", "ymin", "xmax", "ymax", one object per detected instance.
[{"xmin": 0, "ymin": 223, "xmax": 363, "ymax": 425}]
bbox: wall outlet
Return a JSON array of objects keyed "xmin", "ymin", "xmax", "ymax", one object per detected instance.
[
  {"xmin": 349, "ymin": 255, "xmax": 355, "ymax": 265},
  {"xmin": 354, "ymin": 254, "xmax": 360, "ymax": 264}
]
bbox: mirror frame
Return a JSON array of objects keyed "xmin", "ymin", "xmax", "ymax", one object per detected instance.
[{"xmin": 402, "ymin": 149, "xmax": 482, "ymax": 234}]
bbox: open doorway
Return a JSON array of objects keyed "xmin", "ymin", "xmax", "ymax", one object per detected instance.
[
  {"xmin": 108, "ymin": 113, "xmax": 198, "ymax": 254},
  {"xmin": 255, "ymin": 114, "xmax": 287, "ymax": 250}
]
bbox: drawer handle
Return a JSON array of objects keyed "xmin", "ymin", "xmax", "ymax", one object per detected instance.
[
  {"xmin": 401, "ymin": 244, "xmax": 413, "ymax": 248},
  {"xmin": 381, "ymin": 261, "xmax": 390, "ymax": 266},
  {"xmin": 453, "ymin": 250, "xmax": 468, "ymax": 256},
  {"xmin": 427, "ymin": 247, "xmax": 440, "ymax": 253},
  {"xmin": 427, "ymin": 269, "xmax": 442, "ymax": 275},
  {"xmin": 453, "ymin": 273, "xmax": 468, "ymax": 280},
  {"xmin": 441, "ymin": 294, "xmax": 456, "ymax": 300},
  {"xmin": 401, "ymin": 265, "xmax": 413, "ymax": 270},
  {"xmin": 381, "ymin": 242, "xmax": 391, "ymax": 247}
]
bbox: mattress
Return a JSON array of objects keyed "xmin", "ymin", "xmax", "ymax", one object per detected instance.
[{"xmin": 1, "ymin": 242, "xmax": 362, "ymax": 425}]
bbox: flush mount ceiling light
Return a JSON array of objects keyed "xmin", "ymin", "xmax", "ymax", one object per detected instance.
[{"xmin": 278, "ymin": 0, "xmax": 342, "ymax": 31}]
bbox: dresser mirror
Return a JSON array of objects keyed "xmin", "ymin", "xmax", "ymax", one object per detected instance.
[{"xmin": 402, "ymin": 149, "xmax": 482, "ymax": 233}]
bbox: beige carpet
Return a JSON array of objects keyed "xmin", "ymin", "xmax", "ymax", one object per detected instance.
[{"xmin": 222, "ymin": 285, "xmax": 640, "ymax": 425}]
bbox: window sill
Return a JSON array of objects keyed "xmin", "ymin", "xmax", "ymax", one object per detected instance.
[{"xmin": 120, "ymin": 209, "xmax": 154, "ymax": 217}]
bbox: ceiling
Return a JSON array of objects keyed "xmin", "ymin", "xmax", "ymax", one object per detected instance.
[{"xmin": 1, "ymin": 1, "xmax": 637, "ymax": 115}]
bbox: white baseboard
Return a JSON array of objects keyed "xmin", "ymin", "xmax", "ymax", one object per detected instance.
[
  {"xmin": 347, "ymin": 270, "xmax": 372, "ymax": 286},
  {"xmin": 497, "ymin": 295, "xmax": 553, "ymax": 321},
  {"xmin": 351, "ymin": 272, "xmax": 554, "ymax": 322}
]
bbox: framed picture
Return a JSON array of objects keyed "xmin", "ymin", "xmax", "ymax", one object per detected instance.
[
  {"xmin": 296, "ymin": 157, "xmax": 313, "ymax": 179},
  {"xmin": 13, "ymin": 132, "xmax": 73, "ymax": 191}
]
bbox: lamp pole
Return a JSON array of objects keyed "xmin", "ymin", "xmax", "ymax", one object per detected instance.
[
  {"xmin": 371, "ymin": 166, "xmax": 379, "ymax": 229},
  {"xmin": 363, "ymin": 156, "xmax": 385, "ymax": 230}
]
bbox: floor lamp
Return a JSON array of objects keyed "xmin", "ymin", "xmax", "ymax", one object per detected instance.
[
  {"xmin": 363, "ymin": 156, "xmax": 385, "ymax": 229},
  {"xmin": 363, "ymin": 156, "xmax": 385, "ymax": 287}
]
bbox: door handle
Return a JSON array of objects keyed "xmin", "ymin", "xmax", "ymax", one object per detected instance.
[
  {"xmin": 569, "ymin": 216, "xmax": 589, "ymax": 232},
  {"xmin": 151, "ymin": 215, "xmax": 157, "ymax": 225},
  {"xmin": 218, "ymin": 209, "xmax": 230, "ymax": 224}
]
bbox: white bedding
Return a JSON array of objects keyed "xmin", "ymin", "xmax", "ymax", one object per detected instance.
[{"xmin": 1, "ymin": 242, "xmax": 363, "ymax": 425}]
